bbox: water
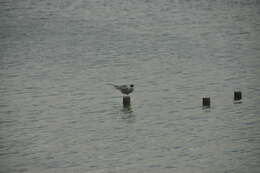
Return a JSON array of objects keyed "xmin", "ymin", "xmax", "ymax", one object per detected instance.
[{"xmin": 0, "ymin": 0, "xmax": 260, "ymax": 172}]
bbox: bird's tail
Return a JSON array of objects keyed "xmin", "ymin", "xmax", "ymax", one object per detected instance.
[{"xmin": 107, "ymin": 83, "xmax": 119, "ymax": 89}]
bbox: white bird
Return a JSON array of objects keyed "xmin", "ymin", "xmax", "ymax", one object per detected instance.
[{"xmin": 109, "ymin": 84, "xmax": 134, "ymax": 95}]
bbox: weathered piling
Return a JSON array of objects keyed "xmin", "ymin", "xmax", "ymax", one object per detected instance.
[
  {"xmin": 202, "ymin": 97, "xmax": 211, "ymax": 107},
  {"xmin": 123, "ymin": 96, "xmax": 131, "ymax": 107},
  {"xmin": 234, "ymin": 91, "xmax": 242, "ymax": 101}
]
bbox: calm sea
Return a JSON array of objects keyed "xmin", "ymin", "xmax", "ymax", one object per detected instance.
[{"xmin": 0, "ymin": 0, "xmax": 260, "ymax": 172}]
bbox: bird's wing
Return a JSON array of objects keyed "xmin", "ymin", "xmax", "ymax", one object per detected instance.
[
  {"xmin": 119, "ymin": 85, "xmax": 128, "ymax": 89},
  {"xmin": 107, "ymin": 83, "xmax": 117, "ymax": 87},
  {"xmin": 108, "ymin": 83, "xmax": 123, "ymax": 90},
  {"xmin": 107, "ymin": 83, "xmax": 131, "ymax": 91}
]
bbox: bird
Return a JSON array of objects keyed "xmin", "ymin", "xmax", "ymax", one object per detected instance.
[{"xmin": 109, "ymin": 84, "xmax": 134, "ymax": 95}]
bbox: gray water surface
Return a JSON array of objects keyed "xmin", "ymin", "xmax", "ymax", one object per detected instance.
[{"xmin": 0, "ymin": 0, "xmax": 260, "ymax": 172}]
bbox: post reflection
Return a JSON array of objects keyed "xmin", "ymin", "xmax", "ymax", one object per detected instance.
[{"xmin": 120, "ymin": 106, "xmax": 136, "ymax": 123}]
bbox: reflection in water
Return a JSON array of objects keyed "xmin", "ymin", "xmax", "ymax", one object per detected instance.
[
  {"xmin": 202, "ymin": 106, "xmax": 211, "ymax": 112},
  {"xmin": 234, "ymin": 101, "xmax": 242, "ymax": 104},
  {"xmin": 120, "ymin": 106, "xmax": 136, "ymax": 123}
]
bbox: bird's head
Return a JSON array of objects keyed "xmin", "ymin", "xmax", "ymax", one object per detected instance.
[{"xmin": 130, "ymin": 84, "xmax": 134, "ymax": 88}]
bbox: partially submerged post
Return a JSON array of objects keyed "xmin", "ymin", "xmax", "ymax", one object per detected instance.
[
  {"xmin": 123, "ymin": 96, "xmax": 131, "ymax": 107},
  {"xmin": 234, "ymin": 91, "xmax": 242, "ymax": 101},
  {"xmin": 202, "ymin": 97, "xmax": 211, "ymax": 107}
]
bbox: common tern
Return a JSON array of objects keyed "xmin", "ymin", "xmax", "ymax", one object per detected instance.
[{"xmin": 109, "ymin": 84, "xmax": 134, "ymax": 95}]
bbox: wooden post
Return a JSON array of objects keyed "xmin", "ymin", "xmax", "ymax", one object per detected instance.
[
  {"xmin": 234, "ymin": 91, "xmax": 242, "ymax": 101},
  {"xmin": 123, "ymin": 96, "xmax": 131, "ymax": 107},
  {"xmin": 202, "ymin": 97, "xmax": 210, "ymax": 107}
]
